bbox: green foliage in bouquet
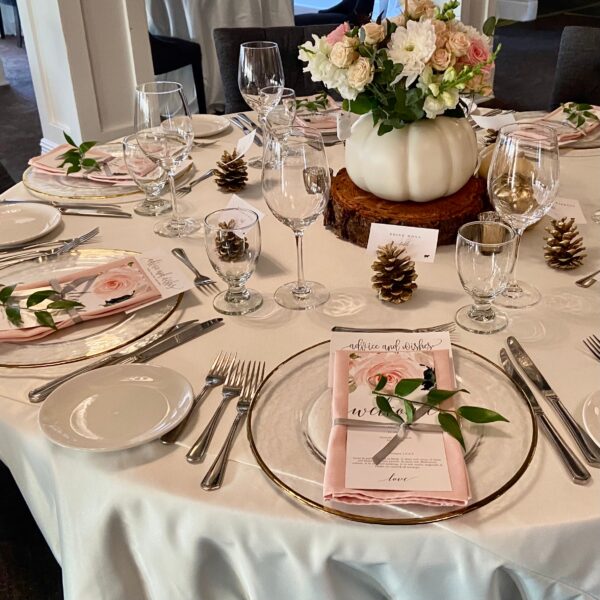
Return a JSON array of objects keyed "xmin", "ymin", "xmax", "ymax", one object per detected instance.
[{"xmin": 57, "ymin": 132, "xmax": 100, "ymax": 175}]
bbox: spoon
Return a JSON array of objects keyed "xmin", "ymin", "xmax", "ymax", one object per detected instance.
[{"xmin": 575, "ymin": 268, "xmax": 600, "ymax": 288}]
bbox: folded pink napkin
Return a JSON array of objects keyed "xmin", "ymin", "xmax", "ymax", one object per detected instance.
[
  {"xmin": 29, "ymin": 145, "xmax": 115, "ymax": 176},
  {"xmin": 0, "ymin": 257, "xmax": 160, "ymax": 342},
  {"xmin": 296, "ymin": 95, "xmax": 340, "ymax": 132},
  {"xmin": 534, "ymin": 106, "xmax": 600, "ymax": 145},
  {"xmin": 323, "ymin": 350, "xmax": 470, "ymax": 506}
]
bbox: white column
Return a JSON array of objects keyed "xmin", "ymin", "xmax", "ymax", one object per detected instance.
[
  {"xmin": 16, "ymin": 0, "xmax": 155, "ymax": 152},
  {"xmin": 459, "ymin": 0, "xmax": 497, "ymax": 29},
  {"xmin": 496, "ymin": 0, "xmax": 538, "ymax": 21}
]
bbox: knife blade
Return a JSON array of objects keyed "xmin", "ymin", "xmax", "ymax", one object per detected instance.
[
  {"xmin": 2, "ymin": 199, "xmax": 125, "ymax": 210},
  {"xmin": 230, "ymin": 116, "xmax": 263, "ymax": 147},
  {"xmin": 237, "ymin": 113, "xmax": 263, "ymax": 136},
  {"xmin": 28, "ymin": 319, "xmax": 202, "ymax": 402},
  {"xmin": 59, "ymin": 208, "xmax": 132, "ymax": 218},
  {"xmin": 500, "ymin": 349, "xmax": 591, "ymax": 484},
  {"xmin": 507, "ymin": 336, "xmax": 600, "ymax": 467}
]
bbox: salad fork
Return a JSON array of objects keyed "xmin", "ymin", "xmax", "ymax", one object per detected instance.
[
  {"xmin": 201, "ymin": 360, "xmax": 266, "ymax": 490},
  {"xmin": 171, "ymin": 247, "xmax": 217, "ymax": 290},
  {"xmin": 583, "ymin": 335, "xmax": 600, "ymax": 361},
  {"xmin": 160, "ymin": 351, "xmax": 235, "ymax": 444},
  {"xmin": 186, "ymin": 360, "xmax": 245, "ymax": 463}
]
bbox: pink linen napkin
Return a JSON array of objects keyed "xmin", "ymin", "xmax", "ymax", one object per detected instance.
[
  {"xmin": 29, "ymin": 145, "xmax": 115, "ymax": 176},
  {"xmin": 534, "ymin": 106, "xmax": 600, "ymax": 145},
  {"xmin": 295, "ymin": 95, "xmax": 340, "ymax": 132},
  {"xmin": 0, "ymin": 256, "xmax": 161, "ymax": 342},
  {"xmin": 323, "ymin": 350, "xmax": 471, "ymax": 506}
]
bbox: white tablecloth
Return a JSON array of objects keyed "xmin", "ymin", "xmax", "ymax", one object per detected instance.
[
  {"xmin": 145, "ymin": 0, "xmax": 295, "ymax": 112},
  {"xmin": 1, "ymin": 125, "xmax": 600, "ymax": 599}
]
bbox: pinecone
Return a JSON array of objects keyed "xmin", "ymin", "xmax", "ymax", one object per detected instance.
[
  {"xmin": 371, "ymin": 242, "xmax": 418, "ymax": 304},
  {"xmin": 215, "ymin": 150, "xmax": 248, "ymax": 192},
  {"xmin": 215, "ymin": 219, "xmax": 248, "ymax": 262},
  {"xmin": 543, "ymin": 217, "xmax": 587, "ymax": 270}
]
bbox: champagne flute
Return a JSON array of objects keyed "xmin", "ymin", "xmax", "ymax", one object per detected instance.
[
  {"xmin": 122, "ymin": 134, "xmax": 169, "ymax": 216},
  {"xmin": 238, "ymin": 42, "xmax": 284, "ymax": 167},
  {"xmin": 134, "ymin": 81, "xmax": 197, "ymax": 238},
  {"xmin": 455, "ymin": 221, "xmax": 516, "ymax": 334},
  {"xmin": 488, "ymin": 123, "xmax": 559, "ymax": 308},
  {"xmin": 262, "ymin": 126, "xmax": 330, "ymax": 310}
]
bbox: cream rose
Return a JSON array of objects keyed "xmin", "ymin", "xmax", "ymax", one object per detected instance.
[
  {"xmin": 446, "ymin": 31, "xmax": 470, "ymax": 57},
  {"xmin": 342, "ymin": 35, "xmax": 360, "ymax": 49},
  {"xmin": 408, "ymin": 0, "xmax": 436, "ymax": 19},
  {"xmin": 347, "ymin": 56, "xmax": 374, "ymax": 90},
  {"xmin": 330, "ymin": 41, "xmax": 358, "ymax": 68},
  {"xmin": 362, "ymin": 22, "xmax": 386, "ymax": 46},
  {"xmin": 388, "ymin": 14, "xmax": 406, "ymax": 27},
  {"xmin": 430, "ymin": 48, "xmax": 454, "ymax": 71},
  {"xmin": 432, "ymin": 20, "xmax": 449, "ymax": 49}
]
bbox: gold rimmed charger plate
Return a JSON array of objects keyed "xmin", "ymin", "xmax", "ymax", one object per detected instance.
[
  {"xmin": 0, "ymin": 248, "xmax": 181, "ymax": 367},
  {"xmin": 247, "ymin": 341, "xmax": 537, "ymax": 525}
]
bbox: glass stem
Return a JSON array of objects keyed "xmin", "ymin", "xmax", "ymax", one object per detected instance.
[
  {"xmin": 167, "ymin": 172, "xmax": 180, "ymax": 221},
  {"xmin": 293, "ymin": 230, "xmax": 307, "ymax": 295},
  {"xmin": 468, "ymin": 300, "xmax": 495, "ymax": 323},
  {"xmin": 504, "ymin": 229, "xmax": 523, "ymax": 295}
]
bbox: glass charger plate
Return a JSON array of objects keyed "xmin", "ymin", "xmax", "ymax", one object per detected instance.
[
  {"xmin": 0, "ymin": 248, "xmax": 180, "ymax": 367},
  {"xmin": 248, "ymin": 341, "xmax": 537, "ymax": 525}
]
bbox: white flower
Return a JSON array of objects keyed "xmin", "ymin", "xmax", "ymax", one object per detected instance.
[
  {"xmin": 388, "ymin": 20, "xmax": 437, "ymax": 86},
  {"xmin": 423, "ymin": 95, "xmax": 446, "ymax": 119}
]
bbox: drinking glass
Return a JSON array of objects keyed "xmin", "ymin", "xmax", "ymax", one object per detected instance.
[
  {"xmin": 262, "ymin": 126, "xmax": 330, "ymax": 310},
  {"xmin": 122, "ymin": 134, "xmax": 169, "ymax": 216},
  {"xmin": 238, "ymin": 42, "xmax": 284, "ymax": 167},
  {"xmin": 204, "ymin": 208, "xmax": 262, "ymax": 315},
  {"xmin": 455, "ymin": 221, "xmax": 516, "ymax": 334},
  {"xmin": 134, "ymin": 81, "xmax": 197, "ymax": 238},
  {"xmin": 263, "ymin": 87, "xmax": 297, "ymax": 131},
  {"xmin": 488, "ymin": 123, "xmax": 559, "ymax": 308}
]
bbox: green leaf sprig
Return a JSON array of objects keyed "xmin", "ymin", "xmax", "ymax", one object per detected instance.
[
  {"xmin": 372, "ymin": 375, "xmax": 508, "ymax": 450},
  {"xmin": 0, "ymin": 284, "xmax": 83, "ymax": 330},
  {"xmin": 57, "ymin": 132, "xmax": 100, "ymax": 175},
  {"xmin": 562, "ymin": 102, "xmax": 599, "ymax": 130},
  {"xmin": 296, "ymin": 91, "xmax": 330, "ymax": 113}
]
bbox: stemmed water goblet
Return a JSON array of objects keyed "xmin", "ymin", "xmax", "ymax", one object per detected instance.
[
  {"xmin": 455, "ymin": 221, "xmax": 516, "ymax": 334},
  {"xmin": 134, "ymin": 81, "xmax": 197, "ymax": 237},
  {"xmin": 122, "ymin": 134, "xmax": 169, "ymax": 216},
  {"xmin": 263, "ymin": 87, "xmax": 297, "ymax": 131},
  {"xmin": 262, "ymin": 126, "xmax": 330, "ymax": 310},
  {"xmin": 488, "ymin": 122, "xmax": 559, "ymax": 308},
  {"xmin": 204, "ymin": 208, "xmax": 263, "ymax": 316},
  {"xmin": 238, "ymin": 41, "xmax": 284, "ymax": 167}
]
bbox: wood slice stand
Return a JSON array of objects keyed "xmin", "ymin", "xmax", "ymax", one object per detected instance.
[{"xmin": 324, "ymin": 169, "xmax": 487, "ymax": 247}]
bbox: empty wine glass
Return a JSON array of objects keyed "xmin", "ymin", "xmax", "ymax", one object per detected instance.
[
  {"xmin": 263, "ymin": 87, "xmax": 297, "ymax": 131},
  {"xmin": 455, "ymin": 221, "xmax": 516, "ymax": 334},
  {"xmin": 204, "ymin": 208, "xmax": 262, "ymax": 315},
  {"xmin": 134, "ymin": 81, "xmax": 197, "ymax": 237},
  {"xmin": 262, "ymin": 126, "xmax": 330, "ymax": 310},
  {"xmin": 488, "ymin": 122, "xmax": 559, "ymax": 308},
  {"xmin": 122, "ymin": 134, "xmax": 169, "ymax": 216}
]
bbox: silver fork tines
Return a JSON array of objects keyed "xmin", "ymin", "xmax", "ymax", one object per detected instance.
[
  {"xmin": 583, "ymin": 335, "xmax": 600, "ymax": 361},
  {"xmin": 201, "ymin": 360, "xmax": 266, "ymax": 490},
  {"xmin": 160, "ymin": 351, "xmax": 235, "ymax": 444},
  {"xmin": 186, "ymin": 360, "xmax": 245, "ymax": 463}
]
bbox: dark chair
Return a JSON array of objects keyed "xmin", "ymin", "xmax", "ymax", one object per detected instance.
[
  {"xmin": 0, "ymin": 0, "xmax": 23, "ymax": 47},
  {"xmin": 214, "ymin": 25, "xmax": 335, "ymax": 114},
  {"xmin": 0, "ymin": 161, "xmax": 14, "ymax": 194},
  {"xmin": 148, "ymin": 33, "xmax": 207, "ymax": 114},
  {"xmin": 295, "ymin": 0, "xmax": 375, "ymax": 27},
  {"xmin": 550, "ymin": 26, "xmax": 600, "ymax": 109}
]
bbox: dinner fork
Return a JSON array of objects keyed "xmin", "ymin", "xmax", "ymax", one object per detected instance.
[
  {"xmin": 186, "ymin": 360, "xmax": 245, "ymax": 463},
  {"xmin": 171, "ymin": 247, "xmax": 218, "ymax": 290},
  {"xmin": 176, "ymin": 168, "xmax": 215, "ymax": 198},
  {"xmin": 583, "ymin": 335, "xmax": 600, "ymax": 361},
  {"xmin": 160, "ymin": 351, "xmax": 236, "ymax": 444},
  {"xmin": 201, "ymin": 361, "xmax": 266, "ymax": 490}
]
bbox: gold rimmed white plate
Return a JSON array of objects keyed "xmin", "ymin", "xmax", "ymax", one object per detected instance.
[
  {"xmin": 247, "ymin": 342, "xmax": 537, "ymax": 525},
  {"xmin": 0, "ymin": 248, "xmax": 181, "ymax": 367}
]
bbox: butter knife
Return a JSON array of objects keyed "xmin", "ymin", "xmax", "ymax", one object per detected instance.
[
  {"xmin": 507, "ymin": 336, "xmax": 600, "ymax": 467},
  {"xmin": 500, "ymin": 349, "xmax": 591, "ymax": 484}
]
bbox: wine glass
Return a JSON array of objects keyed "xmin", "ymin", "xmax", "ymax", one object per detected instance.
[
  {"xmin": 455, "ymin": 221, "xmax": 516, "ymax": 334},
  {"xmin": 238, "ymin": 42, "xmax": 284, "ymax": 167},
  {"xmin": 488, "ymin": 122, "xmax": 559, "ymax": 308},
  {"xmin": 262, "ymin": 126, "xmax": 330, "ymax": 310},
  {"xmin": 204, "ymin": 208, "xmax": 263, "ymax": 316},
  {"xmin": 134, "ymin": 81, "xmax": 197, "ymax": 238},
  {"xmin": 263, "ymin": 87, "xmax": 297, "ymax": 131},
  {"xmin": 122, "ymin": 134, "xmax": 169, "ymax": 216}
]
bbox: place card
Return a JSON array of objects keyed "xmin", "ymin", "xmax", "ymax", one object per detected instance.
[
  {"xmin": 471, "ymin": 112, "xmax": 517, "ymax": 131},
  {"xmin": 226, "ymin": 194, "xmax": 265, "ymax": 220},
  {"xmin": 366, "ymin": 223, "xmax": 439, "ymax": 263},
  {"xmin": 547, "ymin": 197, "xmax": 587, "ymax": 224}
]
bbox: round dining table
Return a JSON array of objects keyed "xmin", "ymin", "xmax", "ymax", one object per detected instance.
[{"xmin": 0, "ymin": 117, "xmax": 599, "ymax": 600}]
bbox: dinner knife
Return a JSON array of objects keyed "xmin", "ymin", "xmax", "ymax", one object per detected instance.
[
  {"xmin": 500, "ymin": 349, "xmax": 591, "ymax": 484},
  {"xmin": 28, "ymin": 319, "xmax": 215, "ymax": 403},
  {"xmin": 507, "ymin": 336, "xmax": 600, "ymax": 467},
  {"xmin": 230, "ymin": 117, "xmax": 263, "ymax": 147},
  {"xmin": 237, "ymin": 113, "xmax": 263, "ymax": 136},
  {"xmin": 59, "ymin": 207, "xmax": 132, "ymax": 218},
  {"xmin": 2, "ymin": 199, "xmax": 125, "ymax": 210}
]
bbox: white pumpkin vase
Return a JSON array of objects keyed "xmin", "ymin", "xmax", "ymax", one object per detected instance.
[{"xmin": 345, "ymin": 114, "xmax": 478, "ymax": 202}]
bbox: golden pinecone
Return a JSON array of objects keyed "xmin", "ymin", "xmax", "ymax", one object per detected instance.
[
  {"xmin": 215, "ymin": 150, "xmax": 248, "ymax": 192},
  {"xmin": 215, "ymin": 219, "xmax": 248, "ymax": 262},
  {"xmin": 371, "ymin": 242, "xmax": 418, "ymax": 304},
  {"xmin": 543, "ymin": 217, "xmax": 587, "ymax": 270}
]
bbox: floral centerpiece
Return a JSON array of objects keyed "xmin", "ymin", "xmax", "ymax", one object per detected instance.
[{"xmin": 298, "ymin": 0, "xmax": 498, "ymax": 202}]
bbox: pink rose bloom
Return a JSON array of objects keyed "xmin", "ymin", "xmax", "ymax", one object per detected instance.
[
  {"xmin": 430, "ymin": 48, "xmax": 454, "ymax": 71},
  {"xmin": 465, "ymin": 37, "xmax": 491, "ymax": 67},
  {"xmin": 91, "ymin": 266, "xmax": 142, "ymax": 299},
  {"xmin": 351, "ymin": 352, "xmax": 431, "ymax": 393},
  {"xmin": 326, "ymin": 22, "xmax": 350, "ymax": 46}
]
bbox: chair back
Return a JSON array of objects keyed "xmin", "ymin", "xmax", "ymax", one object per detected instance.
[
  {"xmin": 214, "ymin": 25, "xmax": 334, "ymax": 114},
  {"xmin": 550, "ymin": 26, "xmax": 600, "ymax": 109}
]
